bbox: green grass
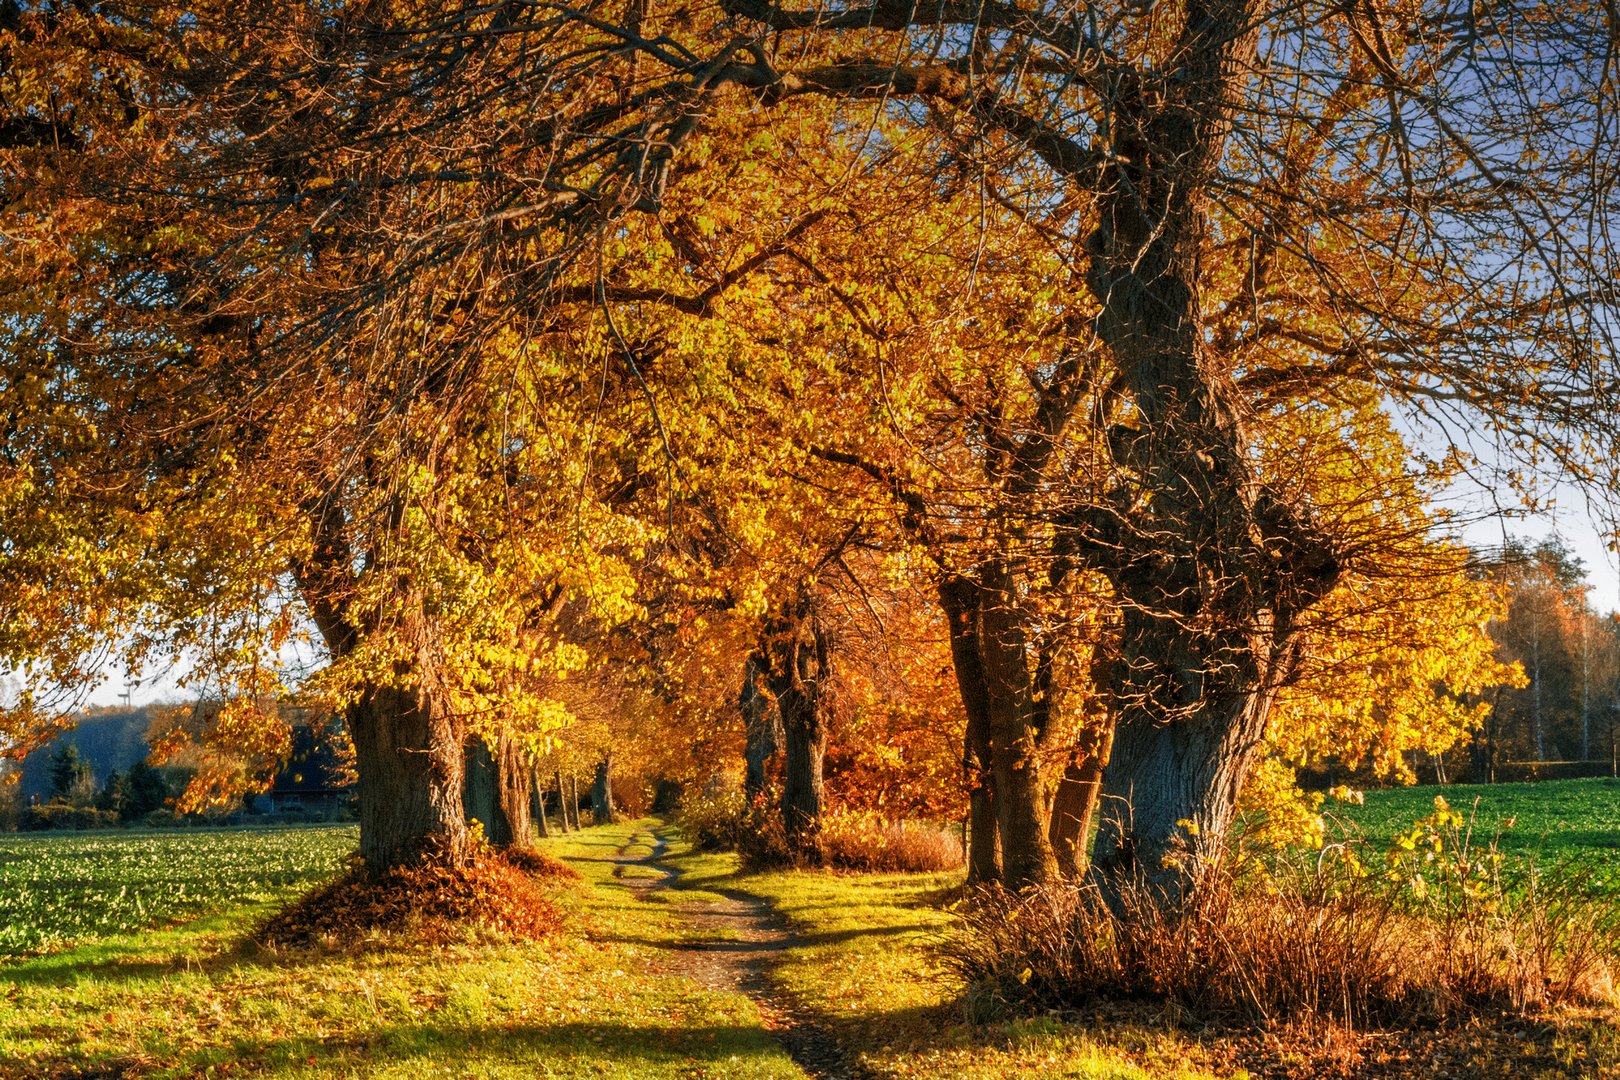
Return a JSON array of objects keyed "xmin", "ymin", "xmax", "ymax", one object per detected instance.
[
  {"xmin": 660, "ymin": 834, "xmax": 1217, "ymax": 1080},
  {"xmin": 0, "ymin": 820, "xmax": 805, "ymax": 1079},
  {"xmin": 8, "ymin": 807, "xmax": 1617, "ymax": 1078},
  {"xmin": 1336, "ymin": 776, "xmax": 1620, "ymax": 881},
  {"xmin": 0, "ymin": 825, "xmax": 356, "ymax": 957}
]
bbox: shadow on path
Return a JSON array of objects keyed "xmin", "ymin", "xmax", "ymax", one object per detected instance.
[{"xmin": 606, "ymin": 826, "xmax": 872, "ymax": 1080}]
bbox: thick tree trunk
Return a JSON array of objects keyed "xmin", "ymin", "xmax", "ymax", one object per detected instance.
[
  {"xmin": 347, "ymin": 677, "xmax": 468, "ymax": 872},
  {"xmin": 939, "ymin": 575, "xmax": 1001, "ymax": 885},
  {"xmin": 740, "ymin": 652, "xmax": 781, "ymax": 798},
  {"xmin": 779, "ymin": 684, "xmax": 827, "ymax": 847},
  {"xmin": 463, "ymin": 734, "xmax": 533, "ymax": 847},
  {"xmin": 1049, "ymin": 723, "xmax": 1113, "ymax": 878},
  {"xmin": 464, "ymin": 736, "xmax": 498, "ymax": 839},
  {"xmin": 1071, "ymin": 0, "xmax": 1339, "ymax": 910},
  {"xmin": 293, "ymin": 506, "xmax": 471, "ymax": 873},
  {"xmin": 496, "ymin": 736, "xmax": 533, "ymax": 847},
  {"xmin": 763, "ymin": 598, "xmax": 832, "ymax": 854},
  {"xmin": 590, "ymin": 754, "xmax": 617, "ymax": 824}
]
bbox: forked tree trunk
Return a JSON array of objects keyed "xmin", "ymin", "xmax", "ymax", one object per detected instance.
[
  {"xmin": 590, "ymin": 754, "xmax": 617, "ymax": 824},
  {"xmin": 939, "ymin": 575, "xmax": 1001, "ymax": 885},
  {"xmin": 293, "ymin": 510, "xmax": 472, "ymax": 873}
]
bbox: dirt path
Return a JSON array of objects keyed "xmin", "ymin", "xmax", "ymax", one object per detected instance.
[{"xmin": 608, "ymin": 825, "xmax": 870, "ymax": 1080}]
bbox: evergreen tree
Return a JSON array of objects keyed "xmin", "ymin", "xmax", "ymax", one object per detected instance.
[{"xmin": 47, "ymin": 745, "xmax": 94, "ymax": 805}]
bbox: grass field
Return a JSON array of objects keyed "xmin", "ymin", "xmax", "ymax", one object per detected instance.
[
  {"xmin": 0, "ymin": 799, "xmax": 1617, "ymax": 1078},
  {"xmin": 1336, "ymin": 776, "xmax": 1620, "ymax": 880},
  {"xmin": 0, "ymin": 825, "xmax": 356, "ymax": 958}
]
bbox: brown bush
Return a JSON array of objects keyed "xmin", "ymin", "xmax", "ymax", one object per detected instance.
[
  {"xmin": 258, "ymin": 841, "xmax": 566, "ymax": 948},
  {"xmin": 944, "ymin": 852, "xmax": 1620, "ymax": 1029},
  {"xmin": 678, "ymin": 793, "xmax": 962, "ymax": 873},
  {"xmin": 819, "ymin": 812, "xmax": 965, "ymax": 873}
]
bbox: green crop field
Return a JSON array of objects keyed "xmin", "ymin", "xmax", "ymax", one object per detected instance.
[
  {"xmin": 0, "ymin": 825, "xmax": 355, "ymax": 957},
  {"xmin": 1333, "ymin": 776, "xmax": 1620, "ymax": 878}
]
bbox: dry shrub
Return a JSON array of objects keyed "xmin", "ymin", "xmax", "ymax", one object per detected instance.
[
  {"xmin": 946, "ymin": 852, "xmax": 1620, "ymax": 1029},
  {"xmin": 678, "ymin": 790, "xmax": 757, "ymax": 853},
  {"xmin": 819, "ymin": 812, "xmax": 965, "ymax": 873},
  {"xmin": 258, "ymin": 841, "xmax": 565, "ymax": 948},
  {"xmin": 678, "ymin": 792, "xmax": 962, "ymax": 873}
]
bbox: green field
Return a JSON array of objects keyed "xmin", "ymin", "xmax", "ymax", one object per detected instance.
[
  {"xmin": 0, "ymin": 825, "xmax": 355, "ymax": 957},
  {"xmin": 1328, "ymin": 780, "xmax": 1620, "ymax": 893},
  {"xmin": 0, "ymin": 816, "xmax": 1612, "ymax": 1077}
]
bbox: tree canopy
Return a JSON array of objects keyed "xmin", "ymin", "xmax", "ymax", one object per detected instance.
[{"xmin": 3, "ymin": 0, "xmax": 1618, "ymax": 906}]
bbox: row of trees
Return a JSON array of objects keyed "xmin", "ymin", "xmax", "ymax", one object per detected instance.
[
  {"xmin": 3, "ymin": 0, "xmax": 1619, "ymax": 912},
  {"xmin": 1471, "ymin": 540, "xmax": 1620, "ymax": 780}
]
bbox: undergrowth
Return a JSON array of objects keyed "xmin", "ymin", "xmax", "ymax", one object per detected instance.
[
  {"xmin": 947, "ymin": 798, "xmax": 1620, "ymax": 1029},
  {"xmin": 677, "ymin": 790, "xmax": 962, "ymax": 872}
]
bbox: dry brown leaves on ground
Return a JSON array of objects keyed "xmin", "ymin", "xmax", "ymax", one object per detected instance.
[{"xmin": 256, "ymin": 846, "xmax": 568, "ymax": 948}]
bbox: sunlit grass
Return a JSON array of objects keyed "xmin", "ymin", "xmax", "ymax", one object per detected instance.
[
  {"xmin": 0, "ymin": 820, "xmax": 803, "ymax": 1079},
  {"xmin": 659, "ymin": 832, "xmax": 1217, "ymax": 1080}
]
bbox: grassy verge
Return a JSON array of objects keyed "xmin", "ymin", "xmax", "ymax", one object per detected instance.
[
  {"xmin": 659, "ymin": 832, "xmax": 1217, "ymax": 1080},
  {"xmin": 657, "ymin": 825, "xmax": 1620, "ymax": 1079},
  {"xmin": 0, "ymin": 820, "xmax": 803, "ymax": 1079}
]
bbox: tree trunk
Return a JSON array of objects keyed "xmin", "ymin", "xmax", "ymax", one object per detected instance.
[
  {"xmin": 741, "ymin": 652, "xmax": 781, "ymax": 799},
  {"xmin": 590, "ymin": 754, "xmax": 617, "ymax": 824},
  {"xmin": 1049, "ymin": 723, "xmax": 1112, "ymax": 878},
  {"xmin": 463, "ymin": 736, "xmax": 498, "ymax": 839},
  {"xmin": 1071, "ymin": 0, "xmax": 1340, "ymax": 910},
  {"xmin": 534, "ymin": 770, "xmax": 552, "ymax": 838},
  {"xmin": 977, "ymin": 564, "xmax": 1057, "ymax": 889},
  {"xmin": 495, "ymin": 735, "xmax": 534, "ymax": 847},
  {"xmin": 764, "ymin": 598, "xmax": 832, "ymax": 854},
  {"xmin": 347, "ymin": 678, "xmax": 469, "ymax": 872},
  {"xmin": 292, "ymin": 508, "xmax": 470, "ymax": 873},
  {"xmin": 568, "ymin": 773, "xmax": 581, "ymax": 830},
  {"xmin": 554, "ymin": 770, "xmax": 571, "ymax": 831},
  {"xmin": 939, "ymin": 575, "xmax": 1001, "ymax": 885},
  {"xmin": 779, "ymin": 686, "xmax": 827, "ymax": 848},
  {"xmin": 463, "ymin": 734, "xmax": 533, "ymax": 848}
]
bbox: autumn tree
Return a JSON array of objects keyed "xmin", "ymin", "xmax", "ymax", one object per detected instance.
[{"xmin": 9, "ymin": 0, "xmax": 1620, "ymax": 915}]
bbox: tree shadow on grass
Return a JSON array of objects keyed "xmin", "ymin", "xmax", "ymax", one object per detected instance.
[{"xmin": 4, "ymin": 1017, "xmax": 806, "ymax": 1080}]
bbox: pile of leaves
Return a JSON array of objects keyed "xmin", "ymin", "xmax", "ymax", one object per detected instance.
[
  {"xmin": 501, "ymin": 846, "xmax": 583, "ymax": 881},
  {"xmin": 257, "ymin": 843, "xmax": 568, "ymax": 947}
]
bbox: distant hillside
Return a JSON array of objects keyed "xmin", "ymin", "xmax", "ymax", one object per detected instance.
[{"xmin": 17, "ymin": 708, "xmax": 159, "ymax": 802}]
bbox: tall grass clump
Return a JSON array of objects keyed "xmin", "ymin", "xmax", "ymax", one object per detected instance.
[
  {"xmin": 819, "ymin": 812, "xmax": 964, "ymax": 872},
  {"xmin": 946, "ymin": 797, "xmax": 1620, "ymax": 1028},
  {"xmin": 677, "ymin": 791, "xmax": 963, "ymax": 872}
]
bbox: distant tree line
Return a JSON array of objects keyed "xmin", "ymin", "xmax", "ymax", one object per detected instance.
[{"xmin": 1468, "ymin": 539, "xmax": 1620, "ymax": 782}]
